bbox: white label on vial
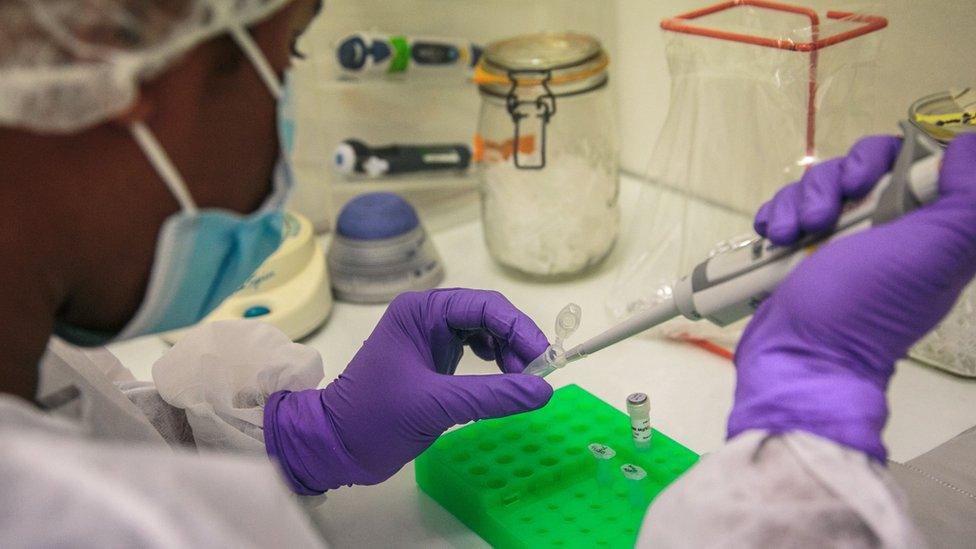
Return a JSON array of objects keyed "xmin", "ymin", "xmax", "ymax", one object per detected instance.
[{"xmin": 631, "ymin": 418, "xmax": 652, "ymax": 444}]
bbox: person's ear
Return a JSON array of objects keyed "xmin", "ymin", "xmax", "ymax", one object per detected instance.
[{"xmin": 110, "ymin": 92, "xmax": 154, "ymax": 127}]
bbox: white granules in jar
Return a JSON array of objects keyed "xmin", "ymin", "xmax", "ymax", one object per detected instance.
[{"xmin": 481, "ymin": 153, "xmax": 619, "ymax": 276}]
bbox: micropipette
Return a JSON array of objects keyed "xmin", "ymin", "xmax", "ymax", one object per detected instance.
[
  {"xmin": 524, "ymin": 121, "xmax": 945, "ymax": 376},
  {"xmin": 334, "ymin": 139, "xmax": 472, "ymax": 178},
  {"xmin": 336, "ymin": 32, "xmax": 482, "ymax": 75}
]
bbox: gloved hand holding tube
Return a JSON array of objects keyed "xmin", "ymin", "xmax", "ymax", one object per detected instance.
[
  {"xmin": 729, "ymin": 134, "xmax": 976, "ymax": 461},
  {"xmin": 263, "ymin": 289, "xmax": 553, "ymax": 494}
]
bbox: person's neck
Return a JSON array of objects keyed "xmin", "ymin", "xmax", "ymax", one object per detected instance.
[
  {"xmin": 0, "ymin": 132, "xmax": 81, "ymax": 399},
  {"xmin": 0, "ymin": 210, "xmax": 65, "ymax": 400}
]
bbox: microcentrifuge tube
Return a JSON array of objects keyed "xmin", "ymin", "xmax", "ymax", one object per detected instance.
[
  {"xmin": 620, "ymin": 463, "xmax": 648, "ymax": 508},
  {"xmin": 626, "ymin": 393, "xmax": 652, "ymax": 451},
  {"xmin": 588, "ymin": 443, "xmax": 616, "ymax": 489},
  {"xmin": 523, "ymin": 303, "xmax": 582, "ymax": 377}
]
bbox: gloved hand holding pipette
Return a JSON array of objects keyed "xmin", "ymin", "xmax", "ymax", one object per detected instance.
[
  {"xmin": 729, "ymin": 133, "xmax": 976, "ymax": 461},
  {"xmin": 639, "ymin": 134, "xmax": 976, "ymax": 548}
]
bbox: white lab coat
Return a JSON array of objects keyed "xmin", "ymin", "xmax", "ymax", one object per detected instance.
[
  {"xmin": 3, "ymin": 320, "xmax": 327, "ymax": 548},
  {"xmin": 638, "ymin": 431, "xmax": 928, "ymax": 548}
]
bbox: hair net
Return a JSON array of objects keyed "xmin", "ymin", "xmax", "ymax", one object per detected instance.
[{"xmin": 0, "ymin": 0, "xmax": 294, "ymax": 133}]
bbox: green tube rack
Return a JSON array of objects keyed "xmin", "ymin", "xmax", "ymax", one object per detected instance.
[{"xmin": 415, "ymin": 384, "xmax": 698, "ymax": 548}]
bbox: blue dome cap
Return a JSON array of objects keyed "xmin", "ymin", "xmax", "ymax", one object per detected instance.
[{"xmin": 336, "ymin": 192, "xmax": 420, "ymax": 240}]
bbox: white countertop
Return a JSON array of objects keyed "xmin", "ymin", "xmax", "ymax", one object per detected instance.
[{"xmin": 108, "ymin": 173, "xmax": 976, "ymax": 548}]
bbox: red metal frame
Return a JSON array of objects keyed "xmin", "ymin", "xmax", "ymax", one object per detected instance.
[{"xmin": 660, "ymin": 0, "xmax": 887, "ymax": 156}]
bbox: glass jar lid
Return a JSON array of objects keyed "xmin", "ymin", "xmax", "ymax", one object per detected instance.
[{"xmin": 474, "ymin": 32, "xmax": 609, "ymax": 93}]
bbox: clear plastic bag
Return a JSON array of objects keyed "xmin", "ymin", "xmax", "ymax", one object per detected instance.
[{"xmin": 607, "ymin": 2, "xmax": 885, "ymax": 353}]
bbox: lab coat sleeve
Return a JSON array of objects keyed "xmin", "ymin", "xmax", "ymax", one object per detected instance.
[
  {"xmin": 151, "ymin": 320, "xmax": 326, "ymax": 455},
  {"xmin": 637, "ymin": 430, "xmax": 927, "ymax": 548},
  {"xmin": 0, "ymin": 394, "xmax": 327, "ymax": 548}
]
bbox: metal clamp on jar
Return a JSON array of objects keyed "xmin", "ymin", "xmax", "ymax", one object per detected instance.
[{"xmin": 474, "ymin": 32, "xmax": 619, "ymax": 278}]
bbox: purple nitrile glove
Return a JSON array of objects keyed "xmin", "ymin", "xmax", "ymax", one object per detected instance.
[
  {"xmin": 263, "ymin": 288, "xmax": 553, "ymax": 495},
  {"xmin": 729, "ymin": 134, "xmax": 976, "ymax": 462}
]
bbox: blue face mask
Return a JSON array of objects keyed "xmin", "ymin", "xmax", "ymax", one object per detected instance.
[{"xmin": 55, "ymin": 26, "xmax": 295, "ymax": 346}]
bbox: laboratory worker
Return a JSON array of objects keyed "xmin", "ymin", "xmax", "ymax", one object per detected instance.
[
  {"xmin": 0, "ymin": 1, "xmax": 553, "ymax": 546},
  {"xmin": 639, "ymin": 134, "xmax": 976, "ymax": 547}
]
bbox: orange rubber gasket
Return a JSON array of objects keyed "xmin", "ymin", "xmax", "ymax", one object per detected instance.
[{"xmin": 473, "ymin": 53, "xmax": 610, "ymax": 87}]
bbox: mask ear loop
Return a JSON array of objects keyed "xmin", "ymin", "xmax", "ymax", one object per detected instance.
[
  {"xmin": 229, "ymin": 25, "xmax": 284, "ymax": 100},
  {"xmin": 128, "ymin": 25, "xmax": 283, "ymax": 216},
  {"xmin": 129, "ymin": 121, "xmax": 198, "ymax": 214}
]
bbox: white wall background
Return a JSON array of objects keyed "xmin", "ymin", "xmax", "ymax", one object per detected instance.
[
  {"xmin": 289, "ymin": 1, "xmax": 974, "ymax": 229},
  {"xmin": 614, "ymin": 0, "xmax": 976, "ymax": 175}
]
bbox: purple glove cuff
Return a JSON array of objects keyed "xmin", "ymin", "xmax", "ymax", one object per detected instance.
[
  {"xmin": 264, "ymin": 391, "xmax": 319, "ymax": 495},
  {"xmin": 264, "ymin": 389, "xmax": 363, "ymax": 495},
  {"xmin": 727, "ymin": 353, "xmax": 889, "ymax": 462}
]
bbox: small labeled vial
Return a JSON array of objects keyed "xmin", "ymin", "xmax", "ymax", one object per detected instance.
[
  {"xmin": 626, "ymin": 392, "xmax": 652, "ymax": 450},
  {"xmin": 588, "ymin": 443, "xmax": 616, "ymax": 489},
  {"xmin": 620, "ymin": 463, "xmax": 648, "ymax": 508}
]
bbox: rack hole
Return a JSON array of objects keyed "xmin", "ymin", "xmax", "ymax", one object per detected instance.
[
  {"xmin": 495, "ymin": 454, "xmax": 514, "ymax": 465},
  {"xmin": 573, "ymin": 491, "xmax": 586, "ymax": 499},
  {"xmin": 469, "ymin": 465, "xmax": 488, "ymax": 476},
  {"xmin": 520, "ymin": 516, "xmax": 533, "ymax": 523},
  {"xmin": 514, "ymin": 467, "xmax": 533, "ymax": 478},
  {"xmin": 580, "ymin": 528, "xmax": 592, "ymax": 534},
  {"xmin": 536, "ymin": 528, "xmax": 549, "ymax": 535},
  {"xmin": 452, "ymin": 453, "xmax": 471, "ymax": 463},
  {"xmin": 546, "ymin": 433, "xmax": 566, "ymax": 444},
  {"xmin": 504, "ymin": 431, "xmax": 521, "ymax": 441},
  {"xmin": 589, "ymin": 503, "xmax": 602, "ymax": 510},
  {"xmin": 478, "ymin": 441, "xmax": 497, "ymax": 451},
  {"xmin": 546, "ymin": 503, "xmax": 559, "ymax": 511},
  {"xmin": 522, "ymin": 444, "xmax": 541, "ymax": 453},
  {"xmin": 540, "ymin": 456, "xmax": 559, "ymax": 467},
  {"xmin": 487, "ymin": 478, "xmax": 507, "ymax": 489}
]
